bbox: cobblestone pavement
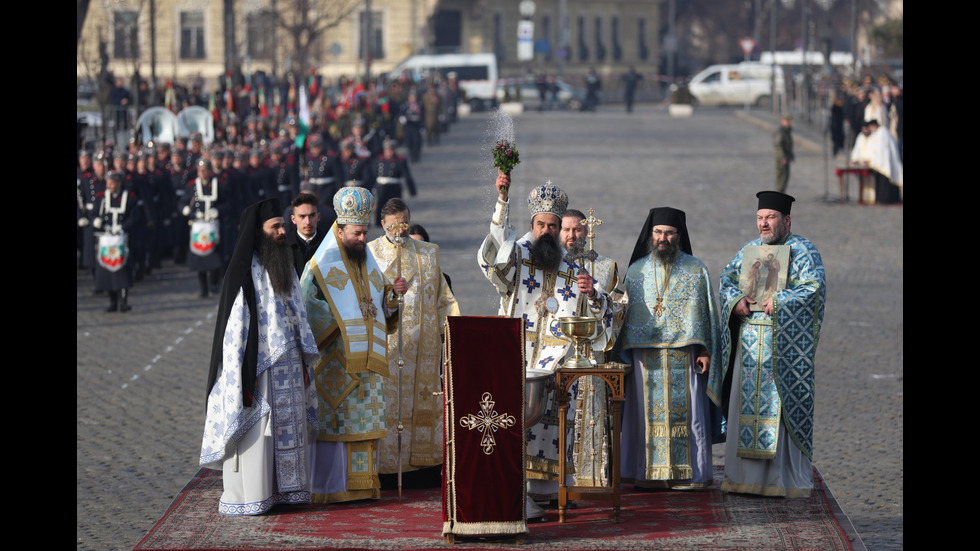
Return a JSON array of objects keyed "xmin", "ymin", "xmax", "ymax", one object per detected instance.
[{"xmin": 77, "ymin": 105, "xmax": 902, "ymax": 551}]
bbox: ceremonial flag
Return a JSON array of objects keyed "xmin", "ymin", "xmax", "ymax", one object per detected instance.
[
  {"xmin": 286, "ymin": 82, "xmax": 296, "ymax": 113},
  {"xmin": 308, "ymin": 68, "xmax": 319, "ymax": 98},
  {"xmin": 259, "ymin": 86, "xmax": 268, "ymax": 119},
  {"xmin": 208, "ymin": 92, "xmax": 219, "ymax": 122},
  {"xmin": 295, "ymin": 85, "xmax": 311, "ymax": 149},
  {"xmin": 164, "ymin": 81, "xmax": 176, "ymax": 113},
  {"xmin": 224, "ymin": 72, "xmax": 235, "ymax": 113},
  {"xmin": 273, "ymin": 87, "xmax": 281, "ymax": 117}
]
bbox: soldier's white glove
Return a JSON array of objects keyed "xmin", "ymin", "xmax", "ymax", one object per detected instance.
[
  {"xmin": 78, "ymin": 218, "xmax": 89, "ymax": 228},
  {"xmin": 93, "ymin": 218, "xmax": 103, "ymax": 230},
  {"xmin": 399, "ymin": 116, "xmax": 407, "ymax": 125},
  {"xmin": 182, "ymin": 205, "xmax": 191, "ymax": 217},
  {"xmin": 206, "ymin": 208, "xmax": 219, "ymax": 220}
]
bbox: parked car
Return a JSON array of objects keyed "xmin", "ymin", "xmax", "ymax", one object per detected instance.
[
  {"xmin": 686, "ymin": 62, "xmax": 785, "ymax": 108},
  {"xmin": 497, "ymin": 79, "xmax": 585, "ymax": 111},
  {"xmin": 390, "ymin": 53, "xmax": 499, "ymax": 111}
]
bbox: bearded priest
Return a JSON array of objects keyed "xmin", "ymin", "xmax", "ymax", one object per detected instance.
[
  {"xmin": 300, "ymin": 187, "xmax": 408, "ymax": 503},
  {"xmin": 477, "ymin": 170, "xmax": 614, "ymax": 517},
  {"xmin": 200, "ymin": 198, "xmax": 320, "ymax": 515}
]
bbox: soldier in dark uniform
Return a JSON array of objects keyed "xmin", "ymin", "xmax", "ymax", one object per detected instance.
[
  {"xmin": 93, "ymin": 171, "xmax": 141, "ymax": 312},
  {"xmin": 168, "ymin": 148, "xmax": 194, "ymax": 264},
  {"xmin": 79, "ymin": 151, "xmax": 108, "ymax": 273},
  {"xmin": 225, "ymin": 119, "xmax": 244, "ymax": 148},
  {"xmin": 219, "ymin": 147, "xmax": 247, "ymax": 226},
  {"xmin": 111, "ymin": 152, "xmax": 131, "ymax": 186},
  {"xmin": 328, "ymin": 103, "xmax": 353, "ymax": 150},
  {"xmin": 267, "ymin": 139, "xmax": 299, "ymax": 215},
  {"xmin": 180, "ymin": 159, "xmax": 230, "ymax": 297},
  {"xmin": 244, "ymin": 147, "xmax": 269, "ymax": 206},
  {"xmin": 773, "ymin": 114, "xmax": 794, "ymax": 194},
  {"xmin": 186, "ymin": 131, "xmax": 205, "ymax": 170},
  {"xmin": 103, "ymin": 140, "xmax": 117, "ymax": 164},
  {"xmin": 174, "ymin": 136, "xmax": 192, "ymax": 170},
  {"xmin": 304, "ymin": 133, "xmax": 342, "ymax": 227},
  {"xmin": 138, "ymin": 149, "xmax": 168, "ymax": 274},
  {"xmin": 128, "ymin": 152, "xmax": 154, "ymax": 280},
  {"xmin": 77, "ymin": 149, "xmax": 97, "ymax": 269},
  {"xmin": 370, "ymin": 137, "xmax": 417, "ymax": 226},
  {"xmin": 211, "ymin": 149, "xmax": 245, "ymax": 266},
  {"xmin": 338, "ymin": 138, "xmax": 371, "ymax": 193},
  {"xmin": 242, "ymin": 115, "xmax": 260, "ymax": 149},
  {"xmin": 116, "ymin": 152, "xmax": 147, "ymax": 281},
  {"xmin": 347, "ymin": 117, "xmax": 382, "ymax": 161},
  {"xmin": 283, "ymin": 116, "xmax": 304, "ymax": 168},
  {"xmin": 398, "ymin": 92, "xmax": 424, "ymax": 163},
  {"xmin": 148, "ymin": 144, "xmax": 176, "ymax": 266}
]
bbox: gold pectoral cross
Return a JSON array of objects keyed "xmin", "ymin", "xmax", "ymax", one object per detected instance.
[{"xmin": 653, "ymin": 297, "xmax": 665, "ymax": 317}]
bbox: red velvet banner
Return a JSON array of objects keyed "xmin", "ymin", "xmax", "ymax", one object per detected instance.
[{"xmin": 442, "ymin": 316, "xmax": 528, "ymax": 537}]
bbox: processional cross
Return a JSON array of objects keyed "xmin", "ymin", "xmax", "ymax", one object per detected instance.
[{"xmin": 388, "ymin": 222, "xmax": 410, "ymax": 499}]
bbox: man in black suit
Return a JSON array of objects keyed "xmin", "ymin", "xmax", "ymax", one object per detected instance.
[{"xmin": 286, "ymin": 192, "xmax": 327, "ymax": 277}]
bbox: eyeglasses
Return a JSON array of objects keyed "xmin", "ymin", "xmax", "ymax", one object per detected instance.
[{"xmin": 652, "ymin": 230, "xmax": 677, "ymax": 238}]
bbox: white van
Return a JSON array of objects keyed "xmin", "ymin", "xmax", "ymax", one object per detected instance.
[
  {"xmin": 390, "ymin": 53, "xmax": 498, "ymax": 111},
  {"xmin": 687, "ymin": 62, "xmax": 784, "ymax": 108}
]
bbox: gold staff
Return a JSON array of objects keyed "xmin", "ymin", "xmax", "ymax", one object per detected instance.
[{"xmin": 387, "ymin": 221, "xmax": 410, "ymax": 500}]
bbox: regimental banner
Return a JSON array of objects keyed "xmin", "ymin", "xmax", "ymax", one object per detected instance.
[
  {"xmin": 97, "ymin": 232, "xmax": 128, "ymax": 272},
  {"xmin": 190, "ymin": 219, "xmax": 220, "ymax": 257}
]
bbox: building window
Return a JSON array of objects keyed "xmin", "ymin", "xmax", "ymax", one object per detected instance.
[
  {"xmin": 595, "ymin": 17, "xmax": 606, "ymax": 61},
  {"xmin": 577, "ymin": 16, "xmax": 588, "ymax": 61},
  {"xmin": 358, "ymin": 10, "xmax": 385, "ymax": 60},
  {"xmin": 638, "ymin": 18, "xmax": 649, "ymax": 61},
  {"xmin": 113, "ymin": 10, "xmax": 139, "ymax": 59},
  {"xmin": 246, "ymin": 10, "xmax": 275, "ymax": 61},
  {"xmin": 180, "ymin": 10, "xmax": 206, "ymax": 60},
  {"xmin": 612, "ymin": 17, "xmax": 622, "ymax": 61}
]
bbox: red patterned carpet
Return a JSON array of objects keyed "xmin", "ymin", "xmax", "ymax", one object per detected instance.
[{"xmin": 134, "ymin": 467, "xmax": 861, "ymax": 551}]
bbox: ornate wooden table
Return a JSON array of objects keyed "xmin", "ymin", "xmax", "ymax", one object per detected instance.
[{"xmin": 556, "ymin": 364, "xmax": 626, "ymax": 523}]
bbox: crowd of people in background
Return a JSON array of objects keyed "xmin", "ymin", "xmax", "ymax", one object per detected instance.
[
  {"xmin": 78, "ymin": 69, "xmax": 458, "ymax": 312},
  {"xmin": 78, "ymin": 65, "xmax": 903, "ymax": 313},
  {"xmin": 830, "ymin": 73, "xmax": 904, "ymax": 204}
]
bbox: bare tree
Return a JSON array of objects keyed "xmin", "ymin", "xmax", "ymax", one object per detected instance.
[
  {"xmin": 78, "ymin": 0, "xmax": 91, "ymax": 51},
  {"xmin": 276, "ymin": 0, "xmax": 361, "ymax": 77}
]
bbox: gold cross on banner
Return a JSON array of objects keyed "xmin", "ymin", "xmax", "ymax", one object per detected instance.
[{"xmin": 459, "ymin": 392, "xmax": 516, "ymax": 455}]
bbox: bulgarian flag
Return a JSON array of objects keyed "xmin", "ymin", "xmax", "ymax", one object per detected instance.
[
  {"xmin": 208, "ymin": 92, "xmax": 219, "ymax": 122},
  {"xmin": 259, "ymin": 86, "xmax": 268, "ymax": 119},
  {"xmin": 273, "ymin": 87, "xmax": 281, "ymax": 117},
  {"xmin": 308, "ymin": 69, "xmax": 319, "ymax": 98},
  {"xmin": 224, "ymin": 72, "xmax": 234, "ymax": 112},
  {"xmin": 286, "ymin": 82, "xmax": 296, "ymax": 113},
  {"xmin": 295, "ymin": 84, "xmax": 311, "ymax": 149},
  {"xmin": 164, "ymin": 81, "xmax": 177, "ymax": 113}
]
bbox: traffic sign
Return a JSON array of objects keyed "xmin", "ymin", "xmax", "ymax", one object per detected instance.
[{"xmin": 739, "ymin": 37, "xmax": 757, "ymax": 56}]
